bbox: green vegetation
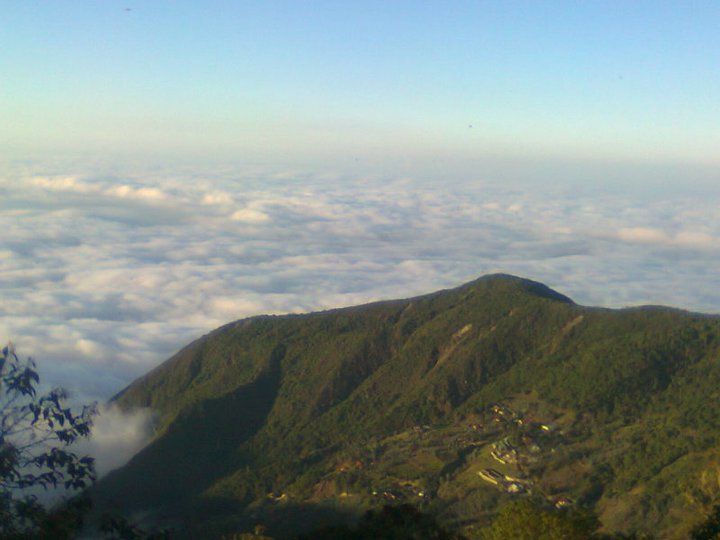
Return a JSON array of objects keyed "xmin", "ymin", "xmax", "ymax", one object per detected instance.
[
  {"xmin": 473, "ymin": 500, "xmax": 596, "ymax": 540},
  {"xmin": 0, "ymin": 343, "xmax": 96, "ymax": 539},
  {"xmin": 690, "ymin": 504, "xmax": 720, "ymax": 539},
  {"xmin": 296, "ymin": 503, "xmax": 464, "ymax": 540},
  {"xmin": 92, "ymin": 274, "xmax": 720, "ymax": 539}
]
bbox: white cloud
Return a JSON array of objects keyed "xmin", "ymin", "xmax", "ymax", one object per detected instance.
[
  {"xmin": 205, "ymin": 297, "xmax": 267, "ymax": 320},
  {"xmin": 75, "ymin": 338, "xmax": 106, "ymax": 358},
  {"xmin": 202, "ymin": 191, "xmax": 234, "ymax": 205},
  {"xmin": 104, "ymin": 185, "xmax": 167, "ymax": 201},
  {"xmin": 230, "ymin": 207, "xmax": 270, "ymax": 223},
  {"xmin": 675, "ymin": 231, "xmax": 716, "ymax": 247},
  {"xmin": 32, "ymin": 175, "xmax": 97, "ymax": 193},
  {"xmin": 615, "ymin": 227, "xmax": 718, "ymax": 249},
  {"xmin": 616, "ymin": 227, "xmax": 670, "ymax": 244},
  {"xmin": 73, "ymin": 405, "xmax": 154, "ymax": 478},
  {"xmin": 506, "ymin": 203, "xmax": 523, "ymax": 213},
  {"xmin": 2, "ymin": 158, "xmax": 720, "ymax": 410}
]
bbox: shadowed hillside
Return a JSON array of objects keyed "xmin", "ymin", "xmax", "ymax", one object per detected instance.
[{"xmin": 94, "ymin": 274, "xmax": 720, "ymax": 539}]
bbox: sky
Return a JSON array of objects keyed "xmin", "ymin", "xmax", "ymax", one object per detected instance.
[
  {"xmin": 2, "ymin": 0, "xmax": 720, "ymax": 410},
  {"xmin": 3, "ymin": 1, "xmax": 719, "ymax": 164}
]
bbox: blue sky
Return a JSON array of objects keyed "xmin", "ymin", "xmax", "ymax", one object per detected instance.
[{"xmin": 3, "ymin": 1, "xmax": 719, "ymax": 165}]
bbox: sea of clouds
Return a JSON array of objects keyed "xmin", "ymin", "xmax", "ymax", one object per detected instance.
[
  {"xmin": 2, "ymin": 156, "xmax": 719, "ymax": 477},
  {"xmin": 3, "ymin": 157, "xmax": 720, "ymax": 407}
]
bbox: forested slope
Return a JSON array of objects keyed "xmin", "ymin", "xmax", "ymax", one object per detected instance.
[{"xmin": 95, "ymin": 274, "xmax": 720, "ymax": 539}]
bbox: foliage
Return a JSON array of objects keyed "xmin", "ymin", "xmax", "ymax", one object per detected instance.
[
  {"xmin": 297, "ymin": 504, "xmax": 464, "ymax": 540},
  {"xmin": 474, "ymin": 500, "xmax": 596, "ymax": 540},
  {"xmin": 221, "ymin": 524, "xmax": 275, "ymax": 539},
  {"xmin": 691, "ymin": 504, "xmax": 720, "ymax": 540},
  {"xmin": 99, "ymin": 513, "xmax": 172, "ymax": 540},
  {"xmin": 96, "ymin": 274, "xmax": 720, "ymax": 538},
  {"xmin": 0, "ymin": 343, "xmax": 97, "ymax": 538}
]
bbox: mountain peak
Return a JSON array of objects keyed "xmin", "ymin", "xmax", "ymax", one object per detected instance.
[
  {"xmin": 460, "ymin": 273, "xmax": 574, "ymax": 304},
  {"xmin": 97, "ymin": 274, "xmax": 720, "ymax": 539}
]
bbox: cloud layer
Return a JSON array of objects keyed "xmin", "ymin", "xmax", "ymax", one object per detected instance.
[
  {"xmin": 73, "ymin": 405, "xmax": 154, "ymax": 478},
  {"xmin": 2, "ymin": 158, "xmax": 720, "ymax": 403}
]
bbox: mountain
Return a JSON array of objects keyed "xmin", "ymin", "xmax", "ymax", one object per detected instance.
[{"xmin": 94, "ymin": 274, "xmax": 720, "ymax": 539}]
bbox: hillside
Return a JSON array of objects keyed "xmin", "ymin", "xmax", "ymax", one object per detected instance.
[{"xmin": 94, "ymin": 274, "xmax": 720, "ymax": 538}]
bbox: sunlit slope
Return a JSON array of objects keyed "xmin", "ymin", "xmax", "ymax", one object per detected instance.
[{"xmin": 97, "ymin": 274, "xmax": 720, "ymax": 538}]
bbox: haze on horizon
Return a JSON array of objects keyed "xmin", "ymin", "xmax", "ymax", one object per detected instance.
[{"xmin": 2, "ymin": 1, "xmax": 720, "ymax": 405}]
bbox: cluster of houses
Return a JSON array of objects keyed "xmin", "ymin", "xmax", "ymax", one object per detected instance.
[
  {"xmin": 481, "ymin": 403, "xmax": 575, "ymax": 507},
  {"xmin": 318, "ymin": 402, "xmax": 572, "ymax": 510},
  {"xmin": 477, "ymin": 468, "xmax": 528, "ymax": 494},
  {"xmin": 490, "ymin": 403, "xmax": 517, "ymax": 423},
  {"xmin": 491, "ymin": 403, "xmax": 559, "ymax": 434},
  {"xmin": 371, "ymin": 481, "xmax": 427, "ymax": 501},
  {"xmin": 490, "ymin": 437, "xmax": 518, "ymax": 465}
]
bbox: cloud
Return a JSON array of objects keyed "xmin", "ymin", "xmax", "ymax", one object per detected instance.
[
  {"xmin": 674, "ymin": 231, "xmax": 716, "ymax": 248},
  {"xmin": 506, "ymin": 203, "xmax": 523, "ymax": 213},
  {"xmin": 73, "ymin": 405, "xmax": 154, "ymax": 478},
  {"xmin": 202, "ymin": 191, "xmax": 234, "ymax": 205},
  {"xmin": 230, "ymin": 207, "xmax": 270, "ymax": 223},
  {"xmin": 75, "ymin": 338, "xmax": 107, "ymax": 357},
  {"xmin": 31, "ymin": 176, "xmax": 167, "ymax": 202},
  {"xmin": 32, "ymin": 175, "xmax": 97, "ymax": 193},
  {"xmin": 104, "ymin": 185, "xmax": 167, "ymax": 201},
  {"xmin": 616, "ymin": 227, "xmax": 669, "ymax": 244},
  {"xmin": 2, "ymin": 158, "xmax": 720, "ymax": 411},
  {"xmin": 616, "ymin": 227, "xmax": 718, "ymax": 249}
]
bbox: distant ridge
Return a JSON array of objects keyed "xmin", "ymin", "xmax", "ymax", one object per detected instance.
[{"xmin": 96, "ymin": 274, "xmax": 720, "ymax": 539}]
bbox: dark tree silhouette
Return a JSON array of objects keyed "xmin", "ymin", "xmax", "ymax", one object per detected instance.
[
  {"xmin": 297, "ymin": 504, "xmax": 464, "ymax": 540},
  {"xmin": 0, "ymin": 342, "xmax": 97, "ymax": 538}
]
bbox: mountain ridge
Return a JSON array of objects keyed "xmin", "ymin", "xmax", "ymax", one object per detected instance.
[{"xmin": 96, "ymin": 274, "xmax": 720, "ymax": 539}]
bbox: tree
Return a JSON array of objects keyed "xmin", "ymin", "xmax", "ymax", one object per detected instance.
[
  {"xmin": 354, "ymin": 504, "xmax": 464, "ymax": 540},
  {"xmin": 298, "ymin": 504, "xmax": 464, "ymax": 540},
  {"xmin": 0, "ymin": 342, "xmax": 97, "ymax": 538},
  {"xmin": 691, "ymin": 504, "xmax": 720, "ymax": 540},
  {"xmin": 99, "ymin": 514, "xmax": 172, "ymax": 540},
  {"xmin": 475, "ymin": 500, "xmax": 596, "ymax": 540}
]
